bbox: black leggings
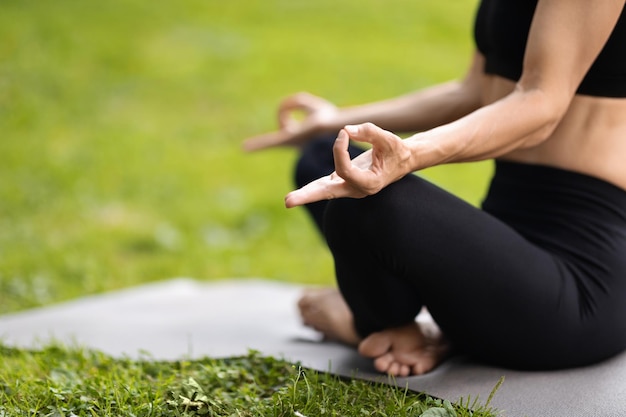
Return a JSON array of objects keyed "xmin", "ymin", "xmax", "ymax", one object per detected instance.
[{"xmin": 294, "ymin": 135, "xmax": 626, "ymax": 370}]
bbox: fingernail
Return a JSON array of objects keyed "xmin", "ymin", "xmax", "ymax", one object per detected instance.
[{"xmin": 344, "ymin": 125, "xmax": 358, "ymax": 134}]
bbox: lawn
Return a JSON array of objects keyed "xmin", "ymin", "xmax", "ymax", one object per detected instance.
[{"xmin": 0, "ymin": 0, "xmax": 498, "ymax": 415}]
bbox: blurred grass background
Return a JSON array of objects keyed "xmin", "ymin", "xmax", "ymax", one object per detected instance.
[{"xmin": 0, "ymin": 0, "xmax": 490, "ymax": 314}]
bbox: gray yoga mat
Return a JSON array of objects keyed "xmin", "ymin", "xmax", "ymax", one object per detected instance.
[{"xmin": 1, "ymin": 278, "xmax": 625, "ymax": 417}]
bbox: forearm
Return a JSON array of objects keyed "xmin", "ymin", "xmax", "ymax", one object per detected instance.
[
  {"xmin": 328, "ymin": 80, "xmax": 482, "ymax": 134},
  {"xmin": 404, "ymin": 86, "xmax": 565, "ymax": 170},
  {"xmin": 324, "ymin": 53, "xmax": 485, "ymax": 135}
]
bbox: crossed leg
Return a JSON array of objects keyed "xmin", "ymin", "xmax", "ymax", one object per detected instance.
[{"xmin": 292, "ymin": 135, "xmax": 626, "ymax": 374}]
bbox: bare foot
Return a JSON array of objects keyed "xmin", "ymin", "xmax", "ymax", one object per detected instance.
[
  {"xmin": 358, "ymin": 322, "xmax": 450, "ymax": 377},
  {"xmin": 297, "ymin": 288, "xmax": 361, "ymax": 346}
]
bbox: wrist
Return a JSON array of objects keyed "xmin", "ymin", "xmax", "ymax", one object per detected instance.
[{"xmin": 404, "ymin": 131, "xmax": 449, "ymax": 172}]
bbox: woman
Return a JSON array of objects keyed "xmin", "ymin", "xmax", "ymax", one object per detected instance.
[{"xmin": 244, "ymin": 0, "xmax": 626, "ymax": 376}]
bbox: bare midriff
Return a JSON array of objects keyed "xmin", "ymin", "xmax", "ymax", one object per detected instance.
[{"xmin": 483, "ymin": 75, "xmax": 626, "ymax": 190}]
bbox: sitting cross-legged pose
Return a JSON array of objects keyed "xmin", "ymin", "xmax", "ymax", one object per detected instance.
[{"xmin": 244, "ymin": 0, "xmax": 626, "ymax": 376}]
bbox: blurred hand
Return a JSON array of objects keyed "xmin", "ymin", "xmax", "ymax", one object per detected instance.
[
  {"xmin": 243, "ymin": 92, "xmax": 337, "ymax": 152},
  {"xmin": 285, "ymin": 123, "xmax": 412, "ymax": 207}
]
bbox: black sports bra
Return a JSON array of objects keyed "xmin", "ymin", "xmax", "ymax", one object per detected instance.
[{"xmin": 474, "ymin": 0, "xmax": 626, "ymax": 97}]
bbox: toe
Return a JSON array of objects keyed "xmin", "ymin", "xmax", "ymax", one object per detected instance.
[
  {"xmin": 373, "ymin": 352, "xmax": 395, "ymax": 373},
  {"xmin": 411, "ymin": 353, "xmax": 435, "ymax": 375},
  {"xmin": 411, "ymin": 363, "xmax": 425, "ymax": 375},
  {"xmin": 387, "ymin": 361, "xmax": 401, "ymax": 376},
  {"xmin": 398, "ymin": 364, "xmax": 411, "ymax": 377}
]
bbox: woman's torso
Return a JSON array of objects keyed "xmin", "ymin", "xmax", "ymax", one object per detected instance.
[
  {"xmin": 474, "ymin": 0, "xmax": 626, "ymax": 190},
  {"xmin": 484, "ymin": 76, "xmax": 626, "ymax": 191}
]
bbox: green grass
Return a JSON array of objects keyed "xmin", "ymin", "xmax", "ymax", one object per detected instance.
[
  {"xmin": 0, "ymin": 346, "xmax": 500, "ymax": 417},
  {"xmin": 0, "ymin": 0, "xmax": 500, "ymax": 415}
]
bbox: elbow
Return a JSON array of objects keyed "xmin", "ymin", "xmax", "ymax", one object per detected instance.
[
  {"xmin": 520, "ymin": 116, "xmax": 560, "ymax": 148},
  {"xmin": 516, "ymin": 87, "xmax": 570, "ymax": 148}
]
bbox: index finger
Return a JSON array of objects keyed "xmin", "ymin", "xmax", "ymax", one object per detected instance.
[
  {"xmin": 344, "ymin": 123, "xmax": 395, "ymax": 151},
  {"xmin": 242, "ymin": 130, "xmax": 291, "ymax": 152},
  {"xmin": 284, "ymin": 175, "xmax": 337, "ymax": 208},
  {"xmin": 277, "ymin": 92, "xmax": 318, "ymax": 128}
]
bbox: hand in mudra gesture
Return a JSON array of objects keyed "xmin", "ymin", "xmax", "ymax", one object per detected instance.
[
  {"xmin": 285, "ymin": 123, "xmax": 413, "ymax": 208},
  {"xmin": 243, "ymin": 92, "xmax": 338, "ymax": 152}
]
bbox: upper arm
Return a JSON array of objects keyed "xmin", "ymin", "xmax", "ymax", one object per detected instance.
[
  {"xmin": 460, "ymin": 51, "xmax": 486, "ymax": 104},
  {"xmin": 520, "ymin": 0, "xmax": 625, "ymax": 107}
]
